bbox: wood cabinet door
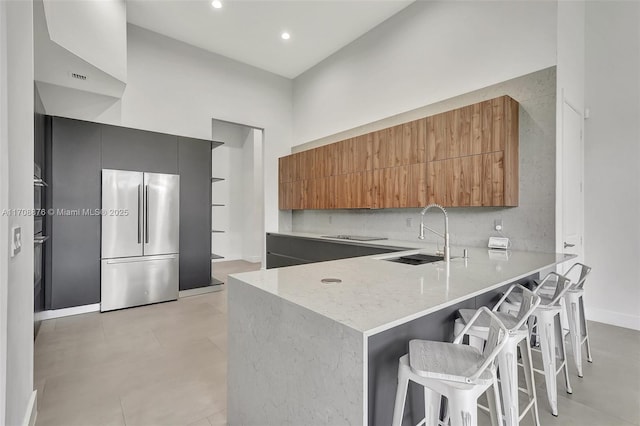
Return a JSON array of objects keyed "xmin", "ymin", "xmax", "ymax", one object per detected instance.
[
  {"xmin": 426, "ymin": 112, "xmax": 448, "ymax": 162},
  {"xmin": 372, "ymin": 127, "xmax": 390, "ymax": 169},
  {"xmin": 426, "ymin": 160, "xmax": 446, "ymax": 206},
  {"xmin": 298, "ymin": 150, "xmax": 315, "ymax": 181},
  {"xmin": 278, "ymin": 157, "xmax": 290, "ymax": 183},
  {"xmin": 482, "ymin": 151, "xmax": 505, "ymax": 206},
  {"xmin": 334, "ymin": 171, "xmax": 374, "ymax": 209},
  {"xmin": 445, "ymin": 155, "xmax": 483, "ymax": 207},
  {"xmin": 403, "ymin": 119, "xmax": 427, "ymax": 165},
  {"xmin": 278, "ymin": 181, "xmax": 290, "ymax": 209},
  {"xmin": 373, "ymin": 166, "xmax": 410, "ymax": 208},
  {"xmin": 408, "ymin": 163, "xmax": 428, "ymax": 207},
  {"xmin": 354, "ymin": 133, "xmax": 373, "ymax": 172},
  {"xmin": 337, "ymin": 138, "xmax": 355, "ymax": 175}
]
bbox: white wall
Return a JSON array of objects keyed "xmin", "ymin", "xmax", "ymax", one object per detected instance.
[
  {"xmin": 293, "ymin": 0, "xmax": 557, "ymax": 145},
  {"xmin": 211, "ymin": 123, "xmax": 250, "ymax": 261},
  {"xmin": 584, "ymin": 1, "xmax": 640, "ymax": 330},
  {"xmin": 42, "ymin": 24, "xmax": 293, "ymax": 236},
  {"xmin": 241, "ymin": 129, "xmax": 264, "ymax": 263},
  {"xmin": 211, "ymin": 123, "xmax": 264, "ymax": 263},
  {"xmin": 0, "ymin": 1, "xmax": 9, "ymax": 420},
  {"xmin": 2, "ymin": 0, "xmax": 35, "ymax": 424}
]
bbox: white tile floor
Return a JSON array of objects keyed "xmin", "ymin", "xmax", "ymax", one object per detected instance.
[{"xmin": 34, "ymin": 261, "xmax": 640, "ymax": 426}]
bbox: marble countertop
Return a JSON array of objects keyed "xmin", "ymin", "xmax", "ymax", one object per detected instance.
[{"xmin": 233, "ymin": 233, "xmax": 574, "ymax": 336}]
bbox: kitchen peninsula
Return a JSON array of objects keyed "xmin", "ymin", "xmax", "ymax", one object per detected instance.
[{"xmin": 228, "ymin": 237, "xmax": 573, "ymax": 426}]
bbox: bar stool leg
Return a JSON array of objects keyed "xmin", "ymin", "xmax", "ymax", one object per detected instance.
[
  {"xmin": 520, "ymin": 334, "xmax": 541, "ymax": 426},
  {"xmin": 485, "ymin": 377, "xmax": 504, "ymax": 426},
  {"xmin": 392, "ymin": 356, "xmax": 410, "ymax": 426},
  {"xmin": 449, "ymin": 390, "xmax": 479, "ymax": 426},
  {"xmin": 555, "ymin": 313, "xmax": 573, "ymax": 395},
  {"xmin": 580, "ymin": 295, "xmax": 594, "ymax": 363},
  {"xmin": 567, "ymin": 292, "xmax": 584, "ymax": 377},
  {"xmin": 497, "ymin": 340, "xmax": 519, "ymax": 426},
  {"xmin": 424, "ymin": 387, "xmax": 441, "ymax": 426},
  {"xmin": 538, "ymin": 311, "xmax": 559, "ymax": 416}
]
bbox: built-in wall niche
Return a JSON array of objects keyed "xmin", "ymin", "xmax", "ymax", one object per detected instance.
[{"xmin": 211, "ymin": 120, "xmax": 264, "ymax": 269}]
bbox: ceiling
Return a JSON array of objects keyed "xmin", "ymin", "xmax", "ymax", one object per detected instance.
[{"xmin": 126, "ymin": 0, "xmax": 414, "ymax": 79}]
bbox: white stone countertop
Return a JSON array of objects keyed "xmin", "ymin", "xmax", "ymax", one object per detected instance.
[{"xmin": 233, "ymin": 233, "xmax": 574, "ymax": 336}]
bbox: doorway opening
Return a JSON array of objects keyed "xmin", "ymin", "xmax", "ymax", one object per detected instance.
[{"xmin": 210, "ymin": 119, "xmax": 265, "ymax": 283}]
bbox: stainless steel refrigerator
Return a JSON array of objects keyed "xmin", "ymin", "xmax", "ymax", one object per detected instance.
[{"xmin": 101, "ymin": 169, "xmax": 179, "ymax": 312}]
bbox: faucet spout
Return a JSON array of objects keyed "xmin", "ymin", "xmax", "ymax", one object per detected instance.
[{"xmin": 419, "ymin": 204, "xmax": 450, "ymax": 264}]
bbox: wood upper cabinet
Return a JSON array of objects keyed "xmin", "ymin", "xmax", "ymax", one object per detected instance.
[{"xmin": 278, "ymin": 95, "xmax": 518, "ymax": 210}]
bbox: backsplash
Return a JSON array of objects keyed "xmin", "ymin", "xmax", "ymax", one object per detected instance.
[{"xmin": 292, "ymin": 68, "xmax": 556, "ymax": 252}]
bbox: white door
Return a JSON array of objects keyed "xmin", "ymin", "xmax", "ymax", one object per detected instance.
[{"xmin": 561, "ymin": 99, "xmax": 584, "ymax": 264}]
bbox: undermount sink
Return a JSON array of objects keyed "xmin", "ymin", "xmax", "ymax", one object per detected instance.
[{"xmin": 384, "ymin": 253, "xmax": 444, "ymax": 265}]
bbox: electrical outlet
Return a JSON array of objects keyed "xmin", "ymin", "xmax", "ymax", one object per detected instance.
[
  {"xmin": 494, "ymin": 219, "xmax": 503, "ymax": 232},
  {"xmin": 406, "ymin": 218, "xmax": 412, "ymax": 228},
  {"xmin": 328, "ymin": 215, "xmax": 332, "ymax": 224},
  {"xmin": 11, "ymin": 226, "xmax": 21, "ymax": 257}
]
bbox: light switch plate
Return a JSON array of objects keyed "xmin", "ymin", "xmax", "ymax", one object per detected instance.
[{"xmin": 11, "ymin": 225, "xmax": 21, "ymax": 257}]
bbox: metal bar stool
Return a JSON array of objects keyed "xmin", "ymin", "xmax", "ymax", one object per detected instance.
[
  {"xmin": 392, "ymin": 307, "xmax": 509, "ymax": 426},
  {"xmin": 552, "ymin": 263, "xmax": 594, "ymax": 377},
  {"xmin": 564, "ymin": 263, "xmax": 593, "ymax": 377},
  {"xmin": 500, "ymin": 272, "xmax": 573, "ymax": 417},
  {"xmin": 454, "ymin": 284, "xmax": 542, "ymax": 426}
]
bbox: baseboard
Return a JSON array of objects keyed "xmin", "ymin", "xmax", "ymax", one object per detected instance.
[
  {"xmin": 21, "ymin": 390, "xmax": 36, "ymax": 426},
  {"xmin": 588, "ymin": 307, "xmax": 640, "ymax": 331},
  {"xmin": 179, "ymin": 285, "xmax": 224, "ymax": 298},
  {"xmin": 35, "ymin": 303, "xmax": 100, "ymax": 321}
]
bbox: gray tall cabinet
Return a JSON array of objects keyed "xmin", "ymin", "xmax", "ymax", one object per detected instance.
[{"xmin": 46, "ymin": 116, "xmax": 216, "ymax": 310}]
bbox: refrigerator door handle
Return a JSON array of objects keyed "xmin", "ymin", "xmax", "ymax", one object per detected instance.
[
  {"xmin": 145, "ymin": 184, "xmax": 150, "ymax": 244},
  {"xmin": 137, "ymin": 184, "xmax": 142, "ymax": 244}
]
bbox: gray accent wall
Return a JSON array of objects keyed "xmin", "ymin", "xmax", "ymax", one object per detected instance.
[{"xmin": 292, "ymin": 68, "xmax": 557, "ymax": 252}]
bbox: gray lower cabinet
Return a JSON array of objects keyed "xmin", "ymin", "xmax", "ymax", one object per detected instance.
[
  {"xmin": 178, "ymin": 137, "xmax": 212, "ymax": 290},
  {"xmin": 50, "ymin": 118, "xmax": 102, "ymax": 309},
  {"xmin": 266, "ymin": 233, "xmax": 404, "ymax": 269}
]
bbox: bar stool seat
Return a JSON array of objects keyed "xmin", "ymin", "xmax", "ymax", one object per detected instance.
[
  {"xmin": 392, "ymin": 307, "xmax": 509, "ymax": 426},
  {"xmin": 409, "ymin": 340, "xmax": 494, "ymax": 385}
]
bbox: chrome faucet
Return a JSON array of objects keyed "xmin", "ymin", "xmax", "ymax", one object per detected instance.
[{"xmin": 419, "ymin": 204, "xmax": 450, "ymax": 264}]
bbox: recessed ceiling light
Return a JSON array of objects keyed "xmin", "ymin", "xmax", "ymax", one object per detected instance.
[
  {"xmin": 281, "ymin": 32, "xmax": 291, "ymax": 40},
  {"xmin": 211, "ymin": 0, "xmax": 222, "ymax": 9}
]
